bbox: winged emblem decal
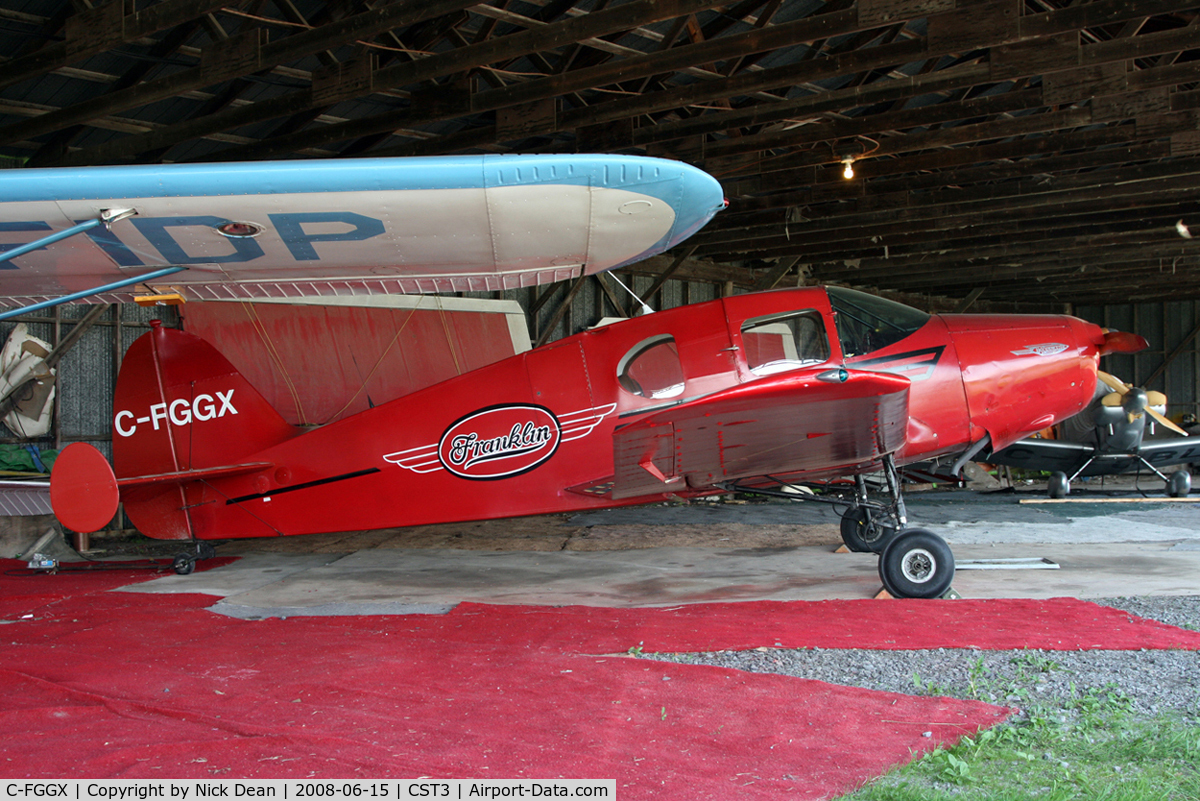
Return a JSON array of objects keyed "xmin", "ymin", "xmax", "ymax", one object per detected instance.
[{"xmin": 384, "ymin": 402, "xmax": 616, "ymax": 479}]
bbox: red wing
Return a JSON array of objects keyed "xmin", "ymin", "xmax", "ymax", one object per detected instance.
[{"xmin": 612, "ymin": 369, "xmax": 910, "ymax": 499}]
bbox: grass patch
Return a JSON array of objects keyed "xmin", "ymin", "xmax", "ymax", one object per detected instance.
[{"xmin": 843, "ymin": 660, "xmax": 1200, "ymax": 800}]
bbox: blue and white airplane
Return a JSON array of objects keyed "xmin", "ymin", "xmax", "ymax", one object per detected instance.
[{"xmin": 0, "ymin": 154, "xmax": 725, "ymax": 317}]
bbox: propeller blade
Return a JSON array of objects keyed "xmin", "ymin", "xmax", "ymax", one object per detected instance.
[
  {"xmin": 1098, "ymin": 371, "xmax": 1188, "ymax": 434},
  {"xmin": 1097, "ymin": 371, "xmax": 1130, "ymax": 393},
  {"xmin": 1148, "ymin": 406, "xmax": 1189, "ymax": 436}
]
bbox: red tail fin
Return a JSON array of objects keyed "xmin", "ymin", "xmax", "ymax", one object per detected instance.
[
  {"xmin": 53, "ymin": 324, "xmax": 299, "ymax": 537},
  {"xmin": 112, "ymin": 321, "xmax": 297, "ymax": 480},
  {"xmin": 106, "ymin": 322, "xmax": 300, "ymax": 539}
]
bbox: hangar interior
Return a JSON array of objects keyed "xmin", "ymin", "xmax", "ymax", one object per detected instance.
[
  {"xmin": 3, "ymin": 1, "xmax": 1200, "ymax": 792},
  {"xmin": 0, "ymin": 0, "xmax": 1196, "ymax": 521},
  {"xmin": 1, "ymin": 0, "xmax": 1199, "ymax": 458}
]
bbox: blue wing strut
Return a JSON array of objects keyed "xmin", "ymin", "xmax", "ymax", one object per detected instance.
[{"xmin": 0, "ymin": 207, "xmax": 187, "ymax": 321}]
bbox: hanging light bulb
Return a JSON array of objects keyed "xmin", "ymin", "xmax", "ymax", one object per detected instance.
[{"xmin": 842, "ymin": 157, "xmax": 855, "ymax": 180}]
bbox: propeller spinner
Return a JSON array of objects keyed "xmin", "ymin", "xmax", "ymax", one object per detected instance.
[{"xmin": 1097, "ymin": 371, "xmax": 1187, "ymax": 435}]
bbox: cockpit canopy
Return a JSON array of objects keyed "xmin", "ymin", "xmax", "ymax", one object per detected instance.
[{"xmin": 827, "ymin": 286, "xmax": 930, "ymax": 358}]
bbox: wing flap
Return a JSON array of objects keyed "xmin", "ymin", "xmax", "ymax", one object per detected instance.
[{"xmin": 612, "ymin": 369, "xmax": 910, "ymax": 499}]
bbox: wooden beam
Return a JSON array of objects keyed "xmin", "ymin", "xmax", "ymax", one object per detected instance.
[
  {"xmin": 0, "ymin": 0, "xmax": 232, "ymax": 93},
  {"xmin": 58, "ymin": 0, "xmax": 735, "ymax": 164},
  {"xmin": 753, "ymin": 256, "xmax": 800, "ymax": 291},
  {"xmin": 535, "ymin": 274, "xmax": 589, "ymax": 347},
  {"xmin": 638, "ymin": 246, "xmax": 695, "ymax": 306},
  {"xmin": 11, "ymin": 0, "xmax": 483, "ymax": 154},
  {"xmin": 953, "ymin": 288, "xmax": 986, "ymax": 313},
  {"xmin": 1140, "ymin": 319, "xmax": 1200, "ymax": 389},
  {"xmin": 594, "ymin": 272, "xmax": 628, "ymax": 318}
]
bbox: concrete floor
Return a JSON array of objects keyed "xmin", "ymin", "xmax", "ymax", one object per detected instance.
[{"xmin": 118, "ymin": 488, "xmax": 1200, "ymax": 618}]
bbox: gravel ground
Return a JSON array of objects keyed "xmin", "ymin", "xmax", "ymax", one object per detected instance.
[{"xmin": 645, "ymin": 596, "xmax": 1200, "ymax": 721}]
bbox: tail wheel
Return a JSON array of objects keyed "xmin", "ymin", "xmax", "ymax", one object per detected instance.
[
  {"xmin": 172, "ymin": 554, "xmax": 196, "ymax": 575},
  {"xmin": 878, "ymin": 528, "xmax": 955, "ymax": 599},
  {"xmin": 840, "ymin": 507, "xmax": 898, "ymax": 554}
]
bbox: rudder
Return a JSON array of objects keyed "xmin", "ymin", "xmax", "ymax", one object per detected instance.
[
  {"xmin": 109, "ymin": 321, "xmax": 299, "ymax": 539},
  {"xmin": 113, "ymin": 321, "xmax": 298, "ymax": 478}
]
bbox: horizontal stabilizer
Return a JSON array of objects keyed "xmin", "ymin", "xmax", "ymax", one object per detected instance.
[
  {"xmin": 612, "ymin": 367, "xmax": 910, "ymax": 499},
  {"xmin": 117, "ymin": 461, "xmax": 274, "ymax": 489}
]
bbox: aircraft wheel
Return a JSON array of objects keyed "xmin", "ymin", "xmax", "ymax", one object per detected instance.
[
  {"xmin": 1168, "ymin": 470, "xmax": 1192, "ymax": 498},
  {"xmin": 840, "ymin": 507, "xmax": 897, "ymax": 554},
  {"xmin": 172, "ymin": 554, "xmax": 196, "ymax": 575},
  {"xmin": 878, "ymin": 528, "xmax": 955, "ymax": 599},
  {"xmin": 1048, "ymin": 471, "xmax": 1070, "ymax": 499}
]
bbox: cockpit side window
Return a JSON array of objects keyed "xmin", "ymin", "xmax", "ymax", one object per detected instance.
[
  {"xmin": 827, "ymin": 286, "xmax": 931, "ymax": 358},
  {"xmin": 740, "ymin": 310, "xmax": 830, "ymax": 375},
  {"xmin": 617, "ymin": 334, "xmax": 685, "ymax": 399}
]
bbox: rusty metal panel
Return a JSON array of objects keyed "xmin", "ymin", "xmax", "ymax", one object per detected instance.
[
  {"xmin": 55, "ymin": 316, "xmax": 115, "ymax": 441},
  {"xmin": 661, "ymin": 279, "xmax": 684, "ymax": 310},
  {"xmin": 1163, "ymin": 300, "xmax": 1198, "ymax": 417}
]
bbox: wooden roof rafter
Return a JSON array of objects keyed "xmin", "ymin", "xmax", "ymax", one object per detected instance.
[{"xmin": 1, "ymin": 0, "xmax": 1200, "ymax": 305}]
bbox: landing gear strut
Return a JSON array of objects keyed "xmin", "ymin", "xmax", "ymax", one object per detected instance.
[
  {"xmin": 724, "ymin": 454, "xmax": 956, "ymax": 599},
  {"xmin": 1048, "ymin": 461, "xmax": 1191, "ymax": 499},
  {"xmin": 837, "ymin": 460, "xmax": 906, "ymax": 554},
  {"xmin": 172, "ymin": 541, "xmax": 217, "ymax": 575}
]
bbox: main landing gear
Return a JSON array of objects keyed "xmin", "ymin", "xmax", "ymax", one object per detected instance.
[
  {"xmin": 172, "ymin": 541, "xmax": 217, "ymax": 575},
  {"xmin": 728, "ymin": 454, "xmax": 956, "ymax": 599}
]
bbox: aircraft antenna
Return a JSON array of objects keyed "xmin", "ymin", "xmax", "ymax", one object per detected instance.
[{"xmin": 606, "ymin": 272, "xmax": 654, "ymax": 316}]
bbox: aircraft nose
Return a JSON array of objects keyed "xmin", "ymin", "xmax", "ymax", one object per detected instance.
[
  {"xmin": 1124, "ymin": 387, "xmax": 1149, "ymax": 414},
  {"xmin": 1100, "ymin": 329, "xmax": 1149, "ymax": 355},
  {"xmin": 669, "ymin": 163, "xmax": 727, "ymax": 244}
]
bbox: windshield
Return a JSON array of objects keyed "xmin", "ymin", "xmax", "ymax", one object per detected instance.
[{"xmin": 827, "ymin": 286, "xmax": 930, "ymax": 358}]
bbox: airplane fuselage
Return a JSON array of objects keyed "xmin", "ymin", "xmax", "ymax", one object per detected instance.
[{"xmin": 82, "ymin": 286, "xmax": 1112, "ymax": 541}]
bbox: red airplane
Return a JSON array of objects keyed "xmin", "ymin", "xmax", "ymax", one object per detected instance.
[{"xmin": 49, "ymin": 285, "xmax": 1145, "ymax": 598}]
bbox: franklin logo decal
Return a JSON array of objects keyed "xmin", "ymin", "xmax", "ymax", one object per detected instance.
[
  {"xmin": 437, "ymin": 405, "xmax": 560, "ymax": 479},
  {"xmin": 384, "ymin": 402, "xmax": 616, "ymax": 479}
]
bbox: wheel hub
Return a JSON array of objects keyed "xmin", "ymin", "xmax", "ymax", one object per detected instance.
[{"xmin": 901, "ymin": 548, "xmax": 936, "ymax": 584}]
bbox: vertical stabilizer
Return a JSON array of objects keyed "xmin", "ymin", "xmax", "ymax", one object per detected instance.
[{"xmin": 110, "ymin": 322, "xmax": 299, "ymax": 539}]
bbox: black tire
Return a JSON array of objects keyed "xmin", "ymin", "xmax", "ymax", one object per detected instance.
[
  {"xmin": 172, "ymin": 554, "xmax": 196, "ymax": 575},
  {"xmin": 840, "ymin": 507, "xmax": 897, "ymax": 554},
  {"xmin": 878, "ymin": 528, "xmax": 955, "ymax": 599},
  {"xmin": 1167, "ymin": 470, "xmax": 1191, "ymax": 498},
  {"xmin": 1048, "ymin": 471, "xmax": 1070, "ymax": 499}
]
